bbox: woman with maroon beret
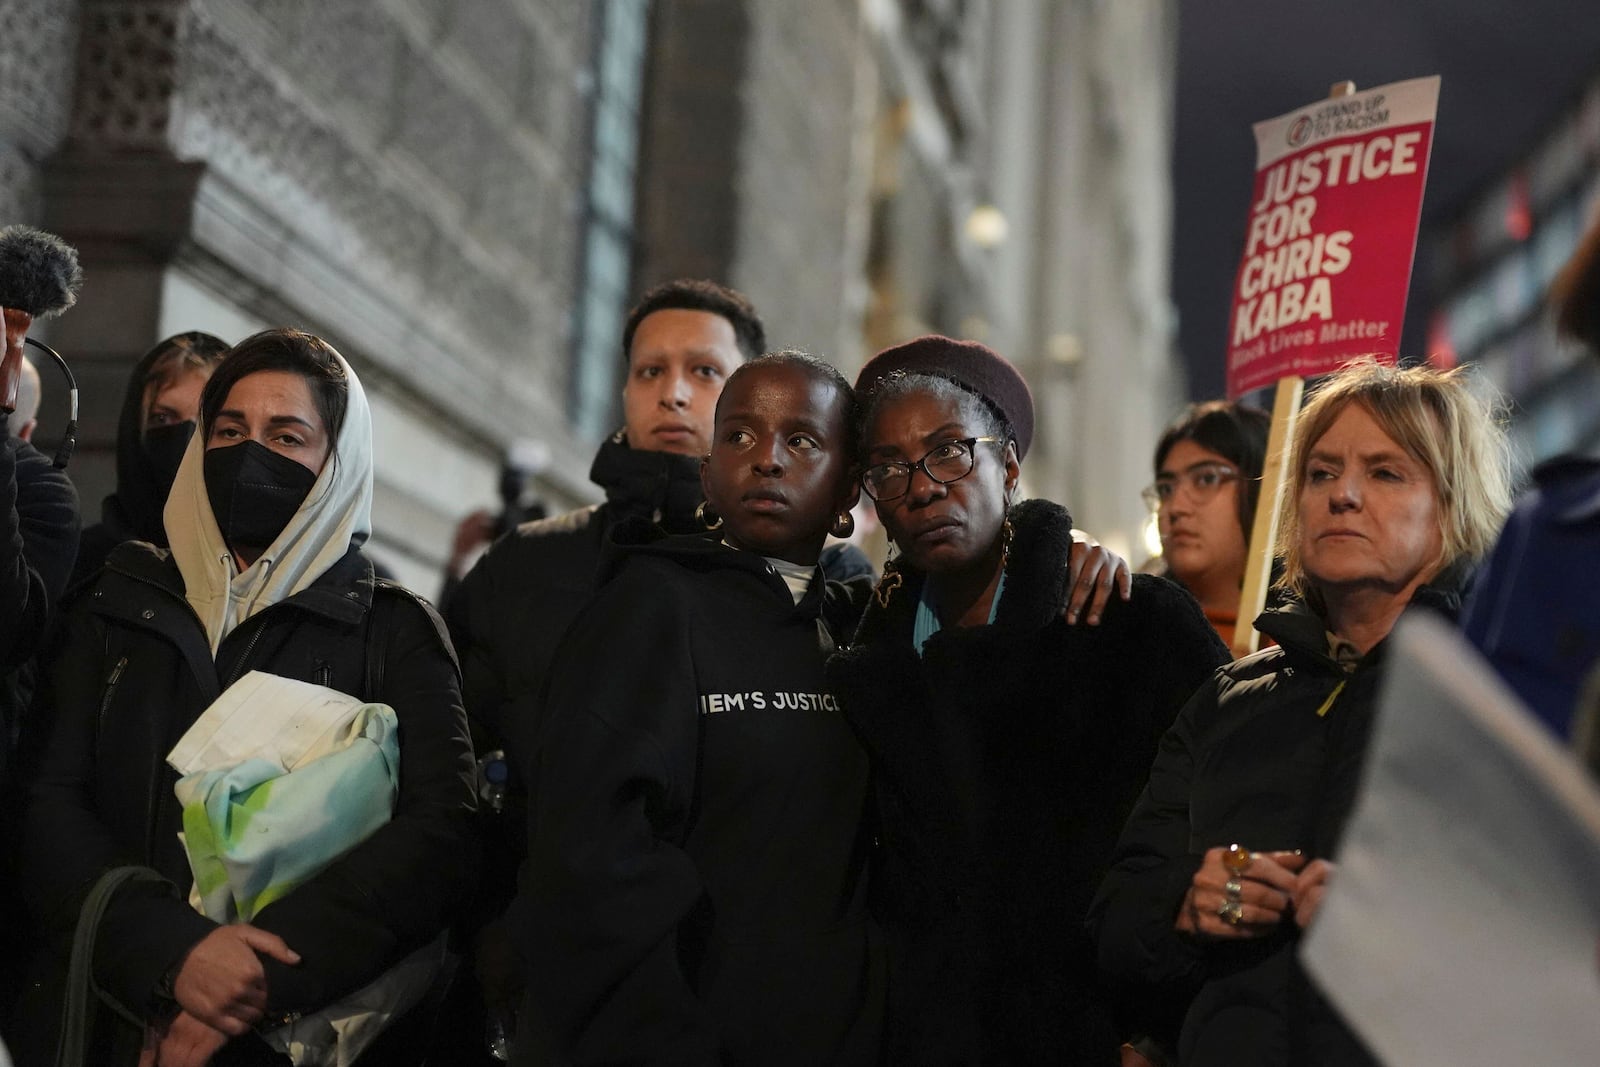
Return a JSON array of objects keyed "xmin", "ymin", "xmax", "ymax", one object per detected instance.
[{"xmin": 828, "ymin": 335, "xmax": 1229, "ymax": 1065}]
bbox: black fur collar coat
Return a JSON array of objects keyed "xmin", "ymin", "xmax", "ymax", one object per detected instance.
[{"xmin": 828, "ymin": 498, "xmax": 1228, "ymax": 1065}]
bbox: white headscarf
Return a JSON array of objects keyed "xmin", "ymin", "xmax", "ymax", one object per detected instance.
[{"xmin": 164, "ymin": 345, "xmax": 374, "ymax": 654}]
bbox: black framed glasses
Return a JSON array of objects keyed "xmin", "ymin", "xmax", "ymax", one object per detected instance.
[
  {"xmin": 861, "ymin": 436, "xmax": 1000, "ymax": 502},
  {"xmin": 1141, "ymin": 462, "xmax": 1241, "ymax": 511}
]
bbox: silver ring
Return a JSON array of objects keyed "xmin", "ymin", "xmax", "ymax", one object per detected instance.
[
  {"xmin": 1224, "ymin": 879, "xmax": 1244, "ymax": 900},
  {"xmin": 1217, "ymin": 899, "xmax": 1244, "ymax": 926}
]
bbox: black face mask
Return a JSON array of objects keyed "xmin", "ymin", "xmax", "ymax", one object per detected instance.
[
  {"xmin": 203, "ymin": 440, "xmax": 319, "ymax": 553},
  {"xmin": 142, "ymin": 420, "xmax": 196, "ymax": 498}
]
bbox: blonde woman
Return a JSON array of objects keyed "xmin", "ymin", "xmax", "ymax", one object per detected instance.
[{"xmin": 1091, "ymin": 361, "xmax": 1513, "ymax": 1067}]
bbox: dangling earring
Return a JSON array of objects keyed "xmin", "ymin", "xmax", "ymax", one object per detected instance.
[
  {"xmin": 696, "ymin": 501, "xmax": 723, "ymax": 530},
  {"xmin": 873, "ymin": 541, "xmax": 903, "ymax": 608},
  {"xmin": 1000, "ymin": 507, "xmax": 1015, "ymax": 570},
  {"xmin": 830, "ymin": 510, "xmax": 855, "ymax": 539}
]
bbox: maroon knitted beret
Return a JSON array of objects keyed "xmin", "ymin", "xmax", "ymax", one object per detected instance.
[{"xmin": 854, "ymin": 334, "xmax": 1035, "ymax": 459}]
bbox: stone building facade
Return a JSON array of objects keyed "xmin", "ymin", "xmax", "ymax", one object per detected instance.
[
  {"xmin": 638, "ymin": 0, "xmax": 1185, "ymax": 559},
  {"xmin": 3, "ymin": 0, "xmax": 1182, "ymax": 588},
  {"xmin": 842, "ymin": 0, "xmax": 1185, "ymax": 559}
]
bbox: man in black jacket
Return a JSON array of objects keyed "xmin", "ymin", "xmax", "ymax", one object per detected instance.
[
  {"xmin": 442, "ymin": 279, "xmax": 776, "ymax": 1057},
  {"xmin": 447, "ymin": 279, "xmax": 771, "ymax": 796}
]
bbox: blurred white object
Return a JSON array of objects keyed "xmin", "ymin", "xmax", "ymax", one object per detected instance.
[
  {"xmin": 505, "ymin": 437, "xmax": 550, "ymax": 475},
  {"xmin": 1301, "ymin": 613, "xmax": 1600, "ymax": 1066}
]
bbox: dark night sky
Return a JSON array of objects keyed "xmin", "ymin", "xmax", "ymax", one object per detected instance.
[{"xmin": 1172, "ymin": 1, "xmax": 1600, "ymax": 399}]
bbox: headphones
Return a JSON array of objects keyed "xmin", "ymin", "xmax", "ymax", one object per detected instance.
[{"xmin": 23, "ymin": 336, "xmax": 78, "ymax": 469}]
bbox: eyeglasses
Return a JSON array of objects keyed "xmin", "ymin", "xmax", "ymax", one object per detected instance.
[
  {"xmin": 861, "ymin": 437, "xmax": 1000, "ymax": 502},
  {"xmin": 1141, "ymin": 462, "xmax": 1241, "ymax": 511}
]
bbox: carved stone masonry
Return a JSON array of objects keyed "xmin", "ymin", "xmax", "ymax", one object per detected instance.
[
  {"xmin": 69, "ymin": 0, "xmax": 187, "ymax": 152},
  {"xmin": 0, "ymin": 0, "xmax": 82, "ymax": 156}
]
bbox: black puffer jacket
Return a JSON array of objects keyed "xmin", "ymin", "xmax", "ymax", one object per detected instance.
[
  {"xmin": 1089, "ymin": 576, "xmax": 1468, "ymax": 1067},
  {"xmin": 1, "ymin": 435, "xmax": 79, "ymax": 784},
  {"xmin": 1, "ymin": 436, "xmax": 79, "ymax": 668},
  {"xmin": 15, "ymin": 542, "xmax": 477, "ymax": 1065},
  {"xmin": 446, "ymin": 433, "xmax": 707, "ymax": 783},
  {"xmin": 828, "ymin": 499, "xmax": 1229, "ymax": 1066}
]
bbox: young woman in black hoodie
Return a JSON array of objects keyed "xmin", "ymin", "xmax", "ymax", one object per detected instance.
[
  {"xmin": 517, "ymin": 351, "xmax": 882, "ymax": 1066},
  {"xmin": 71, "ymin": 331, "xmax": 230, "ymax": 586}
]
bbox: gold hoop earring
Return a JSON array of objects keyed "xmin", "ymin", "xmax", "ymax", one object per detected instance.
[
  {"xmin": 830, "ymin": 510, "xmax": 855, "ymax": 539},
  {"xmin": 696, "ymin": 501, "xmax": 723, "ymax": 531}
]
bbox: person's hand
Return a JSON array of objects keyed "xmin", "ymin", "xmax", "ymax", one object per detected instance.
[
  {"xmin": 448, "ymin": 509, "xmax": 498, "ymax": 578},
  {"xmin": 152, "ymin": 1010, "xmax": 230, "ymax": 1067},
  {"xmin": 1120, "ymin": 1043, "xmax": 1163, "ymax": 1067},
  {"xmin": 1291, "ymin": 858, "xmax": 1336, "ymax": 929},
  {"xmin": 1, "ymin": 306, "xmax": 32, "ymax": 416},
  {"xmin": 138, "ymin": 1023, "xmax": 160, "ymax": 1067},
  {"xmin": 1065, "ymin": 531, "xmax": 1133, "ymax": 625},
  {"xmin": 172, "ymin": 924, "xmax": 300, "ymax": 1034},
  {"xmin": 1176, "ymin": 845, "xmax": 1306, "ymax": 940}
]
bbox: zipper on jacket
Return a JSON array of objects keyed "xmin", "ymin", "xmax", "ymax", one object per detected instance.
[
  {"xmin": 1315, "ymin": 678, "xmax": 1348, "ymax": 718},
  {"xmin": 97, "ymin": 656, "xmax": 129, "ymax": 728},
  {"xmin": 222, "ymin": 619, "xmax": 268, "ymax": 690}
]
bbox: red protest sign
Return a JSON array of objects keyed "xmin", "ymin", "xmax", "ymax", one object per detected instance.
[{"xmin": 1225, "ymin": 76, "xmax": 1440, "ymax": 398}]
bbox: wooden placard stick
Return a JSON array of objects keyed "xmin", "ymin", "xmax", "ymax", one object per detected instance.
[
  {"xmin": 1231, "ymin": 374, "xmax": 1302, "ymax": 657},
  {"xmin": 1230, "ymin": 80, "xmax": 1356, "ymax": 659}
]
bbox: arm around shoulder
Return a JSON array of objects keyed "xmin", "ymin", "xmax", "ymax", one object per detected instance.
[{"xmin": 1115, "ymin": 574, "xmax": 1231, "ymax": 735}]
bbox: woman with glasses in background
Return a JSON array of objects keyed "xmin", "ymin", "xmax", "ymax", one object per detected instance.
[
  {"xmin": 829, "ymin": 336, "xmax": 1229, "ymax": 1065},
  {"xmin": 1144, "ymin": 401, "xmax": 1272, "ymax": 646}
]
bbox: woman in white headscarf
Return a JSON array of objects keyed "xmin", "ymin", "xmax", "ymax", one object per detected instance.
[{"xmin": 18, "ymin": 328, "xmax": 476, "ymax": 1067}]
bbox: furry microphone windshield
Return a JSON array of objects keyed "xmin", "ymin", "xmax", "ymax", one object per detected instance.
[
  {"xmin": 0, "ymin": 225, "xmax": 83, "ymax": 318},
  {"xmin": 1, "ymin": 225, "xmax": 83, "ymax": 417}
]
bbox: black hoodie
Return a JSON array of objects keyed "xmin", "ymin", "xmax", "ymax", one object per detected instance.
[
  {"xmin": 447, "ymin": 432, "xmax": 873, "ymax": 824},
  {"xmin": 71, "ymin": 337, "xmax": 205, "ymax": 586},
  {"xmin": 515, "ymin": 523, "xmax": 883, "ymax": 1066}
]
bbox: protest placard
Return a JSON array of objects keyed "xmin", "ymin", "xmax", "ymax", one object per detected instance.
[
  {"xmin": 1228, "ymin": 77, "xmax": 1441, "ymax": 658},
  {"xmin": 1226, "ymin": 76, "xmax": 1440, "ymax": 399}
]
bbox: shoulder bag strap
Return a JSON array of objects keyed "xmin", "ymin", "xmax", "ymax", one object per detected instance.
[{"xmin": 55, "ymin": 865, "xmax": 168, "ymax": 1067}]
